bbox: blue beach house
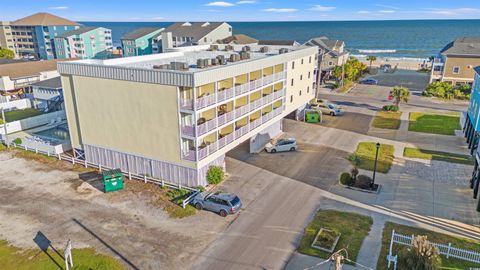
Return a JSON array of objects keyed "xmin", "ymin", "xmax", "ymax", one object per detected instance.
[
  {"xmin": 465, "ymin": 66, "xmax": 480, "ymax": 154},
  {"xmin": 121, "ymin": 27, "xmax": 164, "ymax": 57}
]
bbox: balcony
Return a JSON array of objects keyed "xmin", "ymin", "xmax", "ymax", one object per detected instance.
[
  {"xmin": 217, "ymin": 110, "xmax": 234, "ymax": 126},
  {"xmin": 218, "ymin": 132, "xmax": 234, "ymax": 149},
  {"xmin": 217, "ymin": 87, "xmax": 234, "ymax": 102},
  {"xmin": 234, "ymin": 104, "xmax": 249, "ymax": 118},
  {"xmin": 196, "ymin": 93, "xmax": 216, "ymax": 109},
  {"xmin": 197, "ymin": 117, "xmax": 216, "ymax": 136}
]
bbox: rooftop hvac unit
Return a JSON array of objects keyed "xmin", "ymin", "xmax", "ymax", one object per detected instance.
[
  {"xmin": 153, "ymin": 64, "xmax": 170, "ymax": 70},
  {"xmin": 260, "ymin": 46, "xmax": 269, "ymax": 53},
  {"xmin": 279, "ymin": 48, "xmax": 289, "ymax": 54},
  {"xmin": 225, "ymin": 45, "xmax": 234, "ymax": 51},
  {"xmin": 229, "ymin": 54, "xmax": 241, "ymax": 62},
  {"xmin": 242, "ymin": 46, "xmax": 251, "ymax": 52},
  {"xmin": 197, "ymin": 58, "xmax": 206, "ymax": 69},
  {"xmin": 170, "ymin": 62, "xmax": 189, "ymax": 71},
  {"xmin": 217, "ymin": 55, "xmax": 227, "ymax": 65},
  {"xmin": 211, "ymin": 58, "xmax": 218, "ymax": 66},
  {"xmin": 239, "ymin": 51, "xmax": 250, "ymax": 60},
  {"xmin": 209, "ymin": 44, "xmax": 219, "ymax": 51}
]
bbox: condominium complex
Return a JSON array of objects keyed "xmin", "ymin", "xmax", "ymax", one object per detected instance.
[
  {"xmin": 431, "ymin": 37, "xmax": 480, "ymax": 85},
  {"xmin": 10, "ymin": 13, "xmax": 80, "ymax": 60},
  {"xmin": 0, "ymin": 21, "xmax": 15, "ymax": 51},
  {"xmin": 121, "ymin": 27, "xmax": 164, "ymax": 57},
  {"xmin": 55, "ymin": 27, "xmax": 113, "ymax": 59},
  {"xmin": 58, "ymin": 44, "xmax": 317, "ymax": 186}
]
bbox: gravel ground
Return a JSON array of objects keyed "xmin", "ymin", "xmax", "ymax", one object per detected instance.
[{"xmin": 0, "ymin": 151, "xmax": 232, "ymax": 270}]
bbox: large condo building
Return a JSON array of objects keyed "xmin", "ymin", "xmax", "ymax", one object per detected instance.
[
  {"xmin": 0, "ymin": 21, "xmax": 15, "ymax": 52},
  {"xmin": 58, "ymin": 44, "xmax": 317, "ymax": 186},
  {"xmin": 10, "ymin": 13, "xmax": 80, "ymax": 60},
  {"xmin": 55, "ymin": 27, "xmax": 113, "ymax": 59}
]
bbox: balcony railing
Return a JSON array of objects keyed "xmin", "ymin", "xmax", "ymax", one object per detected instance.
[
  {"xmin": 197, "ymin": 118, "xmax": 216, "ymax": 136},
  {"xmin": 218, "ymin": 132, "xmax": 234, "ymax": 149},
  {"xmin": 217, "ymin": 87, "xmax": 234, "ymax": 102},
  {"xmin": 250, "ymin": 98, "xmax": 263, "ymax": 112},
  {"xmin": 181, "ymin": 125, "xmax": 195, "ymax": 137},
  {"xmin": 182, "ymin": 150, "xmax": 196, "ymax": 161},
  {"xmin": 262, "ymin": 111, "xmax": 273, "ymax": 123},
  {"xmin": 235, "ymin": 125, "xmax": 249, "ymax": 139},
  {"xmin": 196, "ymin": 93, "xmax": 216, "ymax": 109},
  {"xmin": 234, "ymin": 83, "xmax": 249, "ymax": 96},
  {"xmin": 234, "ymin": 104, "xmax": 249, "ymax": 118},
  {"xmin": 250, "ymin": 117, "xmax": 262, "ymax": 130},
  {"xmin": 217, "ymin": 110, "xmax": 234, "ymax": 126},
  {"xmin": 273, "ymin": 88, "xmax": 286, "ymax": 99}
]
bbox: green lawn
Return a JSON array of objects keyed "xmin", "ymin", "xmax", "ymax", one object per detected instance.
[
  {"xmin": 408, "ymin": 112, "xmax": 460, "ymax": 135},
  {"xmin": 298, "ymin": 210, "xmax": 372, "ymax": 264},
  {"xmin": 377, "ymin": 222, "xmax": 480, "ymax": 270},
  {"xmin": 403, "ymin": 147, "xmax": 474, "ymax": 165},
  {"xmin": 350, "ymin": 142, "xmax": 395, "ymax": 173},
  {"xmin": 0, "ymin": 239, "xmax": 123, "ymax": 270},
  {"xmin": 0, "ymin": 108, "xmax": 43, "ymax": 124},
  {"xmin": 372, "ymin": 111, "xmax": 402, "ymax": 129}
]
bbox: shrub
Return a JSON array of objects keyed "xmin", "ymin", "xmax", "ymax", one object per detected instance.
[
  {"xmin": 355, "ymin": 175, "xmax": 372, "ymax": 189},
  {"xmin": 340, "ymin": 172, "xmax": 354, "ymax": 186},
  {"xmin": 13, "ymin": 138, "xmax": 22, "ymax": 145},
  {"xmin": 398, "ymin": 235, "xmax": 442, "ymax": 270},
  {"xmin": 423, "ymin": 81, "xmax": 470, "ymax": 100},
  {"xmin": 206, "ymin": 166, "xmax": 224, "ymax": 185},
  {"xmin": 382, "ymin": 105, "xmax": 399, "ymax": 112}
]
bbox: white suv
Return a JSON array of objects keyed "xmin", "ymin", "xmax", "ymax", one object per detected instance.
[{"xmin": 265, "ymin": 138, "xmax": 298, "ymax": 153}]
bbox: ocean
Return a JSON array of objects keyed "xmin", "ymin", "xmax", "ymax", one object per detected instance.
[{"xmin": 81, "ymin": 20, "xmax": 480, "ymax": 61}]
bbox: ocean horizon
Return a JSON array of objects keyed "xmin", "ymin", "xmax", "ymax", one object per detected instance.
[{"xmin": 81, "ymin": 19, "xmax": 480, "ymax": 61}]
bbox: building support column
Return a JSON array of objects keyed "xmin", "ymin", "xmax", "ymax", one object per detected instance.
[{"xmin": 465, "ymin": 119, "xmax": 471, "ymax": 139}]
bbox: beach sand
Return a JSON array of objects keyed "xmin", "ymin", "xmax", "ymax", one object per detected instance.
[{"xmin": 358, "ymin": 57, "xmax": 430, "ymax": 71}]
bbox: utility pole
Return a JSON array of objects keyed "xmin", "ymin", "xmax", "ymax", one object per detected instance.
[
  {"xmin": 1, "ymin": 108, "xmax": 9, "ymax": 148},
  {"xmin": 341, "ymin": 62, "xmax": 345, "ymax": 87},
  {"xmin": 334, "ymin": 252, "xmax": 343, "ymax": 270}
]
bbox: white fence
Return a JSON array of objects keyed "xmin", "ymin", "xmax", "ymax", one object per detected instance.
[
  {"xmin": 388, "ymin": 230, "xmax": 480, "ymax": 266},
  {"xmin": 0, "ymin": 98, "xmax": 31, "ymax": 111},
  {"xmin": 0, "ymin": 110, "xmax": 65, "ymax": 135}
]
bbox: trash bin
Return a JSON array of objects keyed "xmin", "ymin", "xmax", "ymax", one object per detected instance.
[
  {"xmin": 305, "ymin": 111, "xmax": 320, "ymax": 123},
  {"xmin": 102, "ymin": 169, "xmax": 124, "ymax": 193}
]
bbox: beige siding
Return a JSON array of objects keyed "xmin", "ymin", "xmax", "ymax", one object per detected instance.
[
  {"xmin": 285, "ymin": 54, "xmax": 316, "ymax": 113},
  {"xmin": 443, "ymin": 56, "xmax": 480, "ymax": 82},
  {"xmin": 63, "ymin": 75, "xmax": 193, "ymax": 167}
]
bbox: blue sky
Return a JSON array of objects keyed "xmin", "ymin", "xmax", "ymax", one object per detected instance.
[{"xmin": 2, "ymin": 0, "xmax": 480, "ymax": 21}]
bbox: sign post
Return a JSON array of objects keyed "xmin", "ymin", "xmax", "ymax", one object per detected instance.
[{"xmin": 64, "ymin": 239, "xmax": 73, "ymax": 270}]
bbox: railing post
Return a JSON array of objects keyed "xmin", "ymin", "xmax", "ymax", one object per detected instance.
[
  {"xmin": 179, "ymin": 183, "xmax": 182, "ymax": 190},
  {"xmin": 144, "ymin": 175, "xmax": 147, "ymax": 183},
  {"xmin": 99, "ymin": 164, "xmax": 102, "ymax": 172},
  {"xmin": 84, "ymin": 159, "xmax": 87, "ymax": 168},
  {"xmin": 447, "ymin": 243, "xmax": 451, "ymax": 259},
  {"xmin": 71, "ymin": 156, "xmax": 75, "ymax": 165},
  {"xmin": 58, "ymin": 154, "xmax": 61, "ymax": 160},
  {"xmin": 161, "ymin": 179, "xmax": 164, "ymax": 188},
  {"xmin": 24, "ymin": 145, "xmax": 27, "ymax": 150},
  {"xmin": 128, "ymin": 172, "xmax": 132, "ymax": 180}
]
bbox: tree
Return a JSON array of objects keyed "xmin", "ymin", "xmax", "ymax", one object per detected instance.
[
  {"xmin": 366, "ymin": 55, "xmax": 377, "ymax": 70},
  {"xmin": 390, "ymin": 86, "xmax": 410, "ymax": 108},
  {"xmin": 0, "ymin": 47, "xmax": 14, "ymax": 59},
  {"xmin": 398, "ymin": 235, "xmax": 442, "ymax": 270}
]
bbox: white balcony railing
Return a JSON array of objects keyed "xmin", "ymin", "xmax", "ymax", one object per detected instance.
[
  {"xmin": 235, "ymin": 125, "xmax": 249, "ymax": 139},
  {"xmin": 217, "ymin": 110, "xmax": 234, "ymax": 126},
  {"xmin": 181, "ymin": 125, "xmax": 195, "ymax": 137},
  {"xmin": 273, "ymin": 88, "xmax": 285, "ymax": 99},
  {"xmin": 196, "ymin": 93, "xmax": 216, "ymax": 109},
  {"xmin": 182, "ymin": 150, "xmax": 196, "ymax": 161},
  {"xmin": 250, "ymin": 118, "xmax": 262, "ymax": 130},
  {"xmin": 234, "ymin": 104, "xmax": 249, "ymax": 118},
  {"xmin": 197, "ymin": 118, "xmax": 217, "ymax": 136},
  {"xmin": 180, "ymin": 98, "xmax": 193, "ymax": 110},
  {"xmin": 234, "ymin": 83, "xmax": 249, "ymax": 96},
  {"xmin": 217, "ymin": 87, "xmax": 234, "ymax": 102},
  {"xmin": 262, "ymin": 111, "xmax": 273, "ymax": 123},
  {"xmin": 218, "ymin": 132, "xmax": 234, "ymax": 149},
  {"xmin": 250, "ymin": 98, "xmax": 263, "ymax": 112}
]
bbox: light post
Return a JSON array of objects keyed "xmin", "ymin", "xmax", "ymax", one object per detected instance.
[
  {"xmin": 372, "ymin": 142, "xmax": 380, "ymax": 187},
  {"xmin": 1, "ymin": 108, "xmax": 9, "ymax": 148}
]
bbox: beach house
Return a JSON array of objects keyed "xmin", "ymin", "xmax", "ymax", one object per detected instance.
[
  {"xmin": 121, "ymin": 27, "xmax": 164, "ymax": 57},
  {"xmin": 464, "ymin": 66, "xmax": 480, "ymax": 154},
  {"xmin": 10, "ymin": 13, "xmax": 80, "ymax": 60},
  {"xmin": 58, "ymin": 43, "xmax": 317, "ymax": 186},
  {"xmin": 430, "ymin": 37, "xmax": 480, "ymax": 85},
  {"xmin": 55, "ymin": 27, "xmax": 113, "ymax": 59}
]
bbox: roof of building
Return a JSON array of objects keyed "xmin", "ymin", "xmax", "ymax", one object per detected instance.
[
  {"xmin": 475, "ymin": 66, "xmax": 480, "ymax": 75},
  {"xmin": 164, "ymin": 22, "xmax": 227, "ymax": 41},
  {"xmin": 122, "ymin": 27, "xmax": 163, "ymax": 40},
  {"xmin": 258, "ymin": 40, "xmax": 299, "ymax": 46},
  {"xmin": 31, "ymin": 76, "xmax": 62, "ymax": 89},
  {"xmin": 57, "ymin": 27, "xmax": 100, "ymax": 38},
  {"xmin": 12, "ymin": 12, "xmax": 79, "ymax": 26},
  {"xmin": 304, "ymin": 37, "xmax": 346, "ymax": 57},
  {"xmin": 219, "ymin": 34, "xmax": 258, "ymax": 45},
  {"xmin": 0, "ymin": 59, "xmax": 73, "ymax": 79},
  {"xmin": 0, "ymin": 58, "xmax": 30, "ymax": 65},
  {"xmin": 441, "ymin": 37, "xmax": 480, "ymax": 56}
]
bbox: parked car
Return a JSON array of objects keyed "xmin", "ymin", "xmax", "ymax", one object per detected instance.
[
  {"xmin": 192, "ymin": 191, "xmax": 242, "ymax": 217},
  {"xmin": 310, "ymin": 102, "xmax": 344, "ymax": 116},
  {"xmin": 359, "ymin": 78, "xmax": 378, "ymax": 85},
  {"xmin": 265, "ymin": 138, "xmax": 298, "ymax": 153}
]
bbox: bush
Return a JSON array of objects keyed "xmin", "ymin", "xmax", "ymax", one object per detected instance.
[
  {"xmin": 340, "ymin": 172, "xmax": 354, "ymax": 186},
  {"xmin": 423, "ymin": 81, "xmax": 471, "ymax": 100},
  {"xmin": 355, "ymin": 175, "xmax": 372, "ymax": 189},
  {"xmin": 206, "ymin": 166, "xmax": 224, "ymax": 185},
  {"xmin": 13, "ymin": 138, "xmax": 22, "ymax": 145},
  {"xmin": 382, "ymin": 105, "xmax": 399, "ymax": 112},
  {"xmin": 398, "ymin": 235, "xmax": 442, "ymax": 270}
]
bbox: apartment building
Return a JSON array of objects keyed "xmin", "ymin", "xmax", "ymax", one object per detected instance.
[
  {"xmin": 58, "ymin": 44, "xmax": 317, "ymax": 186},
  {"xmin": 10, "ymin": 13, "xmax": 80, "ymax": 60},
  {"xmin": 0, "ymin": 22, "xmax": 15, "ymax": 54},
  {"xmin": 431, "ymin": 37, "xmax": 480, "ymax": 85},
  {"xmin": 55, "ymin": 27, "xmax": 113, "ymax": 59},
  {"xmin": 121, "ymin": 27, "xmax": 164, "ymax": 57}
]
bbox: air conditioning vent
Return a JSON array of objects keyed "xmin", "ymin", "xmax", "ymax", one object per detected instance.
[
  {"xmin": 170, "ymin": 62, "xmax": 189, "ymax": 71},
  {"xmin": 225, "ymin": 45, "xmax": 234, "ymax": 51},
  {"xmin": 239, "ymin": 51, "xmax": 250, "ymax": 60},
  {"xmin": 209, "ymin": 44, "xmax": 219, "ymax": 51},
  {"xmin": 197, "ymin": 59, "xmax": 206, "ymax": 69},
  {"xmin": 229, "ymin": 54, "xmax": 240, "ymax": 62},
  {"xmin": 279, "ymin": 48, "xmax": 289, "ymax": 54},
  {"xmin": 242, "ymin": 46, "xmax": 251, "ymax": 52},
  {"xmin": 260, "ymin": 46, "xmax": 269, "ymax": 53}
]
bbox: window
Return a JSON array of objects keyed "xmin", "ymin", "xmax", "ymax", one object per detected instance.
[
  {"xmin": 299, "ymin": 90, "xmax": 302, "ymax": 96},
  {"xmin": 229, "ymin": 27, "xmax": 232, "ymax": 32},
  {"xmin": 301, "ymin": 59, "xmax": 304, "ymax": 64},
  {"xmin": 300, "ymin": 75, "xmax": 303, "ymax": 81},
  {"xmin": 307, "ymin": 86, "xmax": 310, "ymax": 93},
  {"xmin": 329, "ymin": 61, "xmax": 333, "ymax": 66},
  {"xmin": 64, "ymin": 26, "xmax": 67, "ymax": 30},
  {"xmin": 452, "ymin": 66, "xmax": 460, "ymax": 74},
  {"xmin": 290, "ymin": 95, "xmax": 293, "ymax": 103},
  {"xmin": 291, "ymin": 79, "xmax": 294, "ymax": 86},
  {"xmin": 309, "ymin": 56, "xmax": 312, "ymax": 63},
  {"xmin": 291, "ymin": 61, "xmax": 295, "ymax": 69},
  {"xmin": 53, "ymin": 26, "xmax": 57, "ymax": 30}
]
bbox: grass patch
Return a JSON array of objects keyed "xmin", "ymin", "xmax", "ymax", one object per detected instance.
[
  {"xmin": 350, "ymin": 142, "xmax": 395, "ymax": 173},
  {"xmin": 403, "ymin": 147, "xmax": 474, "ymax": 165},
  {"xmin": 0, "ymin": 239, "xmax": 123, "ymax": 270},
  {"xmin": 408, "ymin": 112, "xmax": 460, "ymax": 135},
  {"xmin": 377, "ymin": 222, "xmax": 480, "ymax": 270},
  {"xmin": 336, "ymin": 80, "xmax": 355, "ymax": 93},
  {"xmin": 298, "ymin": 210, "xmax": 372, "ymax": 264},
  {"xmin": 372, "ymin": 111, "xmax": 402, "ymax": 129},
  {"xmin": 0, "ymin": 108, "xmax": 43, "ymax": 123}
]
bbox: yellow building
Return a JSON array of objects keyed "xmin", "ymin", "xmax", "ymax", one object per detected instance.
[{"xmin": 59, "ymin": 44, "xmax": 317, "ymax": 186}]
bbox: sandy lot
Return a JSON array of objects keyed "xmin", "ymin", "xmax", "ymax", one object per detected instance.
[{"xmin": 0, "ymin": 151, "xmax": 232, "ymax": 270}]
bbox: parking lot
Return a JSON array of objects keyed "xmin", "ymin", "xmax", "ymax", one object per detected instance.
[{"xmin": 364, "ymin": 69, "xmax": 430, "ymax": 92}]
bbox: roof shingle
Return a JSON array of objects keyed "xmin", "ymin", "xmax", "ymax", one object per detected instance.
[
  {"xmin": 12, "ymin": 12, "xmax": 79, "ymax": 26},
  {"xmin": 164, "ymin": 22, "xmax": 228, "ymax": 42},
  {"xmin": 122, "ymin": 27, "xmax": 163, "ymax": 40},
  {"xmin": 441, "ymin": 37, "xmax": 480, "ymax": 56},
  {"xmin": 0, "ymin": 59, "xmax": 74, "ymax": 79}
]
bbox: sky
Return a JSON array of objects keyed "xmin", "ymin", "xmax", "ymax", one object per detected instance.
[{"xmin": 2, "ymin": 0, "xmax": 480, "ymax": 22}]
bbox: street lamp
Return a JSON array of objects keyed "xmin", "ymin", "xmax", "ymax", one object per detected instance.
[{"xmin": 372, "ymin": 142, "xmax": 380, "ymax": 188}]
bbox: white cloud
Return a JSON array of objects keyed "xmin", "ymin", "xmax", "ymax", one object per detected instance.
[
  {"xmin": 153, "ymin": 16, "xmax": 164, "ymax": 20},
  {"xmin": 379, "ymin": 10, "xmax": 395, "ymax": 13},
  {"xmin": 49, "ymin": 6, "xmax": 68, "ymax": 10},
  {"xmin": 237, "ymin": 0, "xmax": 256, "ymax": 4},
  {"xmin": 205, "ymin": 1, "xmax": 235, "ymax": 7},
  {"xmin": 357, "ymin": 10, "xmax": 371, "ymax": 14},
  {"xmin": 374, "ymin": 4, "xmax": 399, "ymax": 10},
  {"xmin": 309, "ymin": 5, "xmax": 336, "ymax": 12},
  {"xmin": 425, "ymin": 7, "xmax": 480, "ymax": 16},
  {"xmin": 263, "ymin": 8, "xmax": 297, "ymax": 13}
]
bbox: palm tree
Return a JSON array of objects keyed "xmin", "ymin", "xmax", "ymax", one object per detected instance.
[
  {"xmin": 390, "ymin": 86, "xmax": 410, "ymax": 108},
  {"xmin": 366, "ymin": 55, "xmax": 377, "ymax": 70}
]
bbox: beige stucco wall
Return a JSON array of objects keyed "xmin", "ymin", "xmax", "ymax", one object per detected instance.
[
  {"xmin": 62, "ymin": 75, "xmax": 194, "ymax": 168},
  {"xmin": 443, "ymin": 56, "xmax": 480, "ymax": 82},
  {"xmin": 285, "ymin": 53, "xmax": 316, "ymax": 113}
]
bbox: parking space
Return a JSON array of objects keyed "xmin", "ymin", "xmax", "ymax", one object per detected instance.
[
  {"xmin": 364, "ymin": 69, "xmax": 430, "ymax": 92},
  {"xmin": 318, "ymin": 112, "xmax": 373, "ymax": 135}
]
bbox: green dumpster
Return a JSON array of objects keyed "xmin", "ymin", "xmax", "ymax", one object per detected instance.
[
  {"xmin": 305, "ymin": 111, "xmax": 320, "ymax": 123},
  {"xmin": 102, "ymin": 169, "xmax": 124, "ymax": 193}
]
